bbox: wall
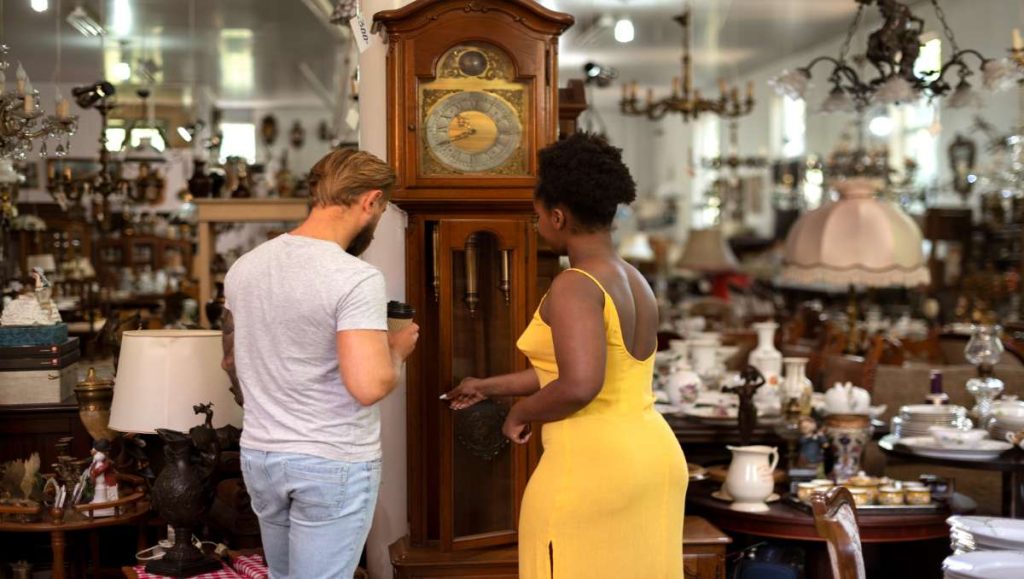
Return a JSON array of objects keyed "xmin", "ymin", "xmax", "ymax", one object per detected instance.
[{"xmin": 356, "ymin": 2, "xmax": 410, "ymax": 578}]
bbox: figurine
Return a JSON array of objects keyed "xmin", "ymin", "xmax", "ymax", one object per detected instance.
[
  {"xmin": 724, "ymin": 366, "xmax": 765, "ymax": 445},
  {"xmin": 795, "ymin": 416, "xmax": 828, "ymax": 477},
  {"xmin": 86, "ymin": 439, "xmax": 118, "ymax": 517},
  {"xmin": 0, "ymin": 268, "xmax": 62, "ymax": 326}
]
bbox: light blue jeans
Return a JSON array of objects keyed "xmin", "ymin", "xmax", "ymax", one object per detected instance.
[{"xmin": 240, "ymin": 448, "xmax": 382, "ymax": 579}]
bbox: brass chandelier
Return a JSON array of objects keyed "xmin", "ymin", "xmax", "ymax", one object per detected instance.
[
  {"xmin": 771, "ymin": 0, "xmax": 1016, "ymax": 112},
  {"xmin": 619, "ymin": 7, "xmax": 754, "ymax": 122}
]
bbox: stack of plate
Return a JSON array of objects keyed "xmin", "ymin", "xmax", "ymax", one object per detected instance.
[
  {"xmin": 943, "ymin": 551, "xmax": 1024, "ymax": 578},
  {"xmin": 892, "ymin": 404, "xmax": 970, "ymax": 438},
  {"xmin": 948, "ymin": 516, "xmax": 1024, "ymax": 554},
  {"xmin": 987, "ymin": 400, "xmax": 1024, "ymax": 442}
]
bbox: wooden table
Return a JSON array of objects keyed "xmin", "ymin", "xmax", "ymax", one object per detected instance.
[
  {"xmin": 879, "ymin": 434, "xmax": 1024, "ymax": 518},
  {"xmin": 0, "ymin": 501, "xmax": 150, "ymax": 579},
  {"xmin": 389, "ymin": 515, "xmax": 731, "ymax": 578},
  {"xmin": 687, "ymin": 481, "xmax": 963, "ymax": 578}
]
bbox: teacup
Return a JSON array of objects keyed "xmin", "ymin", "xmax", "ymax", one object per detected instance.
[
  {"xmin": 797, "ymin": 482, "xmax": 824, "ymax": 502},
  {"xmin": 847, "ymin": 487, "xmax": 872, "ymax": 507},
  {"xmin": 906, "ymin": 487, "xmax": 932, "ymax": 505},
  {"xmin": 878, "ymin": 485, "xmax": 904, "ymax": 505},
  {"xmin": 1005, "ymin": 430, "xmax": 1024, "ymax": 448},
  {"xmin": 929, "ymin": 426, "xmax": 988, "ymax": 449}
]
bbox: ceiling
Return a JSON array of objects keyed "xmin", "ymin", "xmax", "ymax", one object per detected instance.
[
  {"xmin": 547, "ymin": 0, "xmax": 871, "ymax": 85},
  {"xmin": 4, "ymin": 0, "xmax": 346, "ymax": 109},
  {"xmin": 5, "ymin": 0, "xmax": 891, "ymax": 110}
]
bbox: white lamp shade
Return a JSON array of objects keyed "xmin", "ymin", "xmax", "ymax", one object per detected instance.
[
  {"xmin": 781, "ymin": 177, "xmax": 930, "ymax": 288},
  {"xmin": 109, "ymin": 330, "xmax": 243, "ymax": 434},
  {"xmin": 677, "ymin": 228, "xmax": 739, "ymax": 273},
  {"xmin": 26, "ymin": 254, "xmax": 58, "ymax": 273},
  {"xmin": 618, "ymin": 232, "xmax": 656, "ymax": 262}
]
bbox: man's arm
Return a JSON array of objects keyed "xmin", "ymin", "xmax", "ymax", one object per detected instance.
[
  {"xmin": 221, "ymin": 308, "xmax": 244, "ymax": 407},
  {"xmin": 338, "ymin": 324, "xmax": 418, "ymax": 406}
]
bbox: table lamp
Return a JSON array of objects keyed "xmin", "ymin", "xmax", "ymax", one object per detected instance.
[
  {"xmin": 26, "ymin": 254, "xmax": 58, "ymax": 275},
  {"xmin": 109, "ymin": 330, "xmax": 242, "ymax": 577},
  {"xmin": 677, "ymin": 228, "xmax": 740, "ymax": 300},
  {"xmin": 781, "ymin": 176, "xmax": 930, "ymax": 351}
]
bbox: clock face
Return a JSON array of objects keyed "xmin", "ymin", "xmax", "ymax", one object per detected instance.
[{"xmin": 424, "ymin": 91, "xmax": 522, "ymax": 174}]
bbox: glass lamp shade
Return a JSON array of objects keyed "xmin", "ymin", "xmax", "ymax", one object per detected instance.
[
  {"xmin": 781, "ymin": 177, "xmax": 930, "ymax": 288},
  {"xmin": 964, "ymin": 325, "xmax": 1004, "ymax": 368},
  {"xmin": 677, "ymin": 228, "xmax": 739, "ymax": 273},
  {"xmin": 618, "ymin": 232, "xmax": 656, "ymax": 263},
  {"xmin": 109, "ymin": 330, "xmax": 243, "ymax": 434}
]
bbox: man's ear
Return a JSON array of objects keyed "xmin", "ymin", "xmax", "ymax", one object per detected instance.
[{"xmin": 361, "ymin": 189, "xmax": 384, "ymax": 213}]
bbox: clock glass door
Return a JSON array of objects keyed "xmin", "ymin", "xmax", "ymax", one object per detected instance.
[{"xmin": 438, "ymin": 220, "xmax": 530, "ymax": 550}]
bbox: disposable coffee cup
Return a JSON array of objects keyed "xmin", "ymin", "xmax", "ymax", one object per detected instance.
[{"xmin": 387, "ymin": 301, "xmax": 416, "ymax": 333}]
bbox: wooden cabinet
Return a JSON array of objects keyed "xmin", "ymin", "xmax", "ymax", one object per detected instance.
[{"xmin": 96, "ymin": 235, "xmax": 192, "ymax": 286}]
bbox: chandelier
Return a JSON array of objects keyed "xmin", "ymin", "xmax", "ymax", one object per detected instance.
[
  {"xmin": 771, "ymin": 0, "xmax": 1016, "ymax": 112},
  {"xmin": 619, "ymin": 8, "xmax": 754, "ymax": 122},
  {"xmin": 0, "ymin": 45, "xmax": 77, "ymax": 162},
  {"xmin": 47, "ymin": 82, "xmax": 155, "ymax": 227}
]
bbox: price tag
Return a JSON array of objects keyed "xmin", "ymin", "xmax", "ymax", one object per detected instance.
[{"xmin": 350, "ymin": 14, "xmax": 374, "ymax": 53}]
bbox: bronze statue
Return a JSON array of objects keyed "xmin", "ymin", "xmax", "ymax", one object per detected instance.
[
  {"xmin": 866, "ymin": 0, "xmax": 924, "ymax": 82},
  {"xmin": 724, "ymin": 366, "xmax": 765, "ymax": 445}
]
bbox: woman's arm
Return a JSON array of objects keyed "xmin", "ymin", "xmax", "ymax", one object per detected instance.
[
  {"xmin": 444, "ymin": 369, "xmax": 541, "ymax": 410},
  {"xmin": 503, "ymin": 273, "xmax": 606, "ymax": 443}
]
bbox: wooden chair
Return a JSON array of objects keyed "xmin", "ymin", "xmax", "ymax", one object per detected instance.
[
  {"xmin": 811, "ymin": 487, "xmax": 866, "ymax": 579},
  {"xmin": 820, "ymin": 336, "xmax": 883, "ymax": 393}
]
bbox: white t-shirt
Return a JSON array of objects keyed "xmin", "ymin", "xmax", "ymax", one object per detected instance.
[{"xmin": 225, "ymin": 233, "xmax": 387, "ymax": 462}]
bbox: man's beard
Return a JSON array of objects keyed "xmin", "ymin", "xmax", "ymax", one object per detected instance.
[{"xmin": 346, "ymin": 220, "xmax": 378, "ymax": 256}]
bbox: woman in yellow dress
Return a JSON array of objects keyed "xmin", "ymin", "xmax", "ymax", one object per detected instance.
[{"xmin": 445, "ymin": 133, "xmax": 688, "ymax": 578}]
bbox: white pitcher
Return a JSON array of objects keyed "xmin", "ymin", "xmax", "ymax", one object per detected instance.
[{"xmin": 724, "ymin": 445, "xmax": 779, "ymax": 512}]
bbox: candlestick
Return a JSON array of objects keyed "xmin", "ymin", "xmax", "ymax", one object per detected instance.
[
  {"xmin": 718, "ymin": 79, "xmax": 728, "ymax": 95},
  {"xmin": 0, "ymin": 70, "xmax": 5, "ymax": 92},
  {"xmin": 631, "ymin": 81, "xmax": 638, "ymax": 100},
  {"xmin": 56, "ymin": 93, "xmax": 70, "ymax": 118},
  {"xmin": 1013, "ymin": 28, "xmax": 1023, "ymax": 51},
  {"xmin": 646, "ymin": 88, "xmax": 654, "ymax": 105},
  {"xmin": 673, "ymin": 77, "xmax": 681, "ymax": 97},
  {"xmin": 23, "ymin": 81, "xmax": 35, "ymax": 113},
  {"xmin": 746, "ymin": 81, "xmax": 754, "ymax": 100},
  {"xmin": 16, "ymin": 63, "xmax": 27, "ymax": 96}
]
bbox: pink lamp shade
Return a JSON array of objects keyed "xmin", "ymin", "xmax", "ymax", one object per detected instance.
[{"xmin": 781, "ymin": 177, "xmax": 930, "ymax": 288}]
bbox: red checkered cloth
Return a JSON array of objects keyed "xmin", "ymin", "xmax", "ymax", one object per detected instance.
[
  {"xmin": 131, "ymin": 562, "xmax": 243, "ymax": 578},
  {"xmin": 232, "ymin": 554, "xmax": 269, "ymax": 579}
]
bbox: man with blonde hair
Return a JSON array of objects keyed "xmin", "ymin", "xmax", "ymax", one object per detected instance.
[{"xmin": 223, "ymin": 148, "xmax": 418, "ymax": 578}]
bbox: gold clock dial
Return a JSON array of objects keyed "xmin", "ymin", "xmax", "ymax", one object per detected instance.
[{"xmin": 425, "ymin": 91, "xmax": 522, "ymax": 174}]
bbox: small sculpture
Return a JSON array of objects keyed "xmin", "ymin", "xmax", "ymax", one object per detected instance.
[
  {"xmin": 795, "ymin": 416, "xmax": 828, "ymax": 478},
  {"xmin": 724, "ymin": 366, "xmax": 765, "ymax": 445},
  {"xmin": 86, "ymin": 439, "xmax": 118, "ymax": 517}
]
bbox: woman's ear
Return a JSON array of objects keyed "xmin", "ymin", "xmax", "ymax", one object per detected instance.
[{"xmin": 551, "ymin": 207, "xmax": 567, "ymax": 231}]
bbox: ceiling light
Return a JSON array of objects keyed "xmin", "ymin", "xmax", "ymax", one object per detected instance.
[
  {"xmin": 66, "ymin": 5, "xmax": 106, "ymax": 37},
  {"xmin": 614, "ymin": 18, "xmax": 634, "ymax": 43},
  {"xmin": 583, "ymin": 62, "xmax": 617, "ymax": 87},
  {"xmin": 113, "ymin": 62, "xmax": 132, "ymax": 82},
  {"xmin": 112, "ymin": 0, "xmax": 133, "ymax": 36},
  {"xmin": 869, "ymin": 116, "xmax": 894, "ymax": 138},
  {"xmin": 31, "ymin": 0, "xmax": 49, "ymax": 13}
]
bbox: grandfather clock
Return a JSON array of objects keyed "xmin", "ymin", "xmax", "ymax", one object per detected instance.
[{"xmin": 373, "ymin": 0, "xmax": 572, "ymax": 574}]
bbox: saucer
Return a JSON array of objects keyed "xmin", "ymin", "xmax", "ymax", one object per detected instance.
[{"xmin": 711, "ymin": 488, "xmax": 781, "ymax": 504}]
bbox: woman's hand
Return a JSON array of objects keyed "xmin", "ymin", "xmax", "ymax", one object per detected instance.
[
  {"xmin": 502, "ymin": 407, "xmax": 532, "ymax": 444},
  {"xmin": 444, "ymin": 377, "xmax": 487, "ymax": 410}
]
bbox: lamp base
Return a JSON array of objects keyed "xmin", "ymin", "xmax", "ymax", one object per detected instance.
[{"xmin": 144, "ymin": 528, "xmax": 221, "ymax": 578}]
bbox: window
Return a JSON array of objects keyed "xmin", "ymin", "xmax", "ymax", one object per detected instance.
[
  {"xmin": 781, "ymin": 96, "xmax": 806, "ymax": 158},
  {"xmin": 889, "ymin": 37, "xmax": 942, "ymax": 187},
  {"xmin": 219, "ymin": 123, "xmax": 257, "ymax": 164},
  {"xmin": 104, "ymin": 127, "xmax": 166, "ymax": 153}
]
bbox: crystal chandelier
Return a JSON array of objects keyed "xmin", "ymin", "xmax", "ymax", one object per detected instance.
[
  {"xmin": 619, "ymin": 7, "xmax": 754, "ymax": 122},
  {"xmin": 0, "ymin": 45, "xmax": 77, "ymax": 162},
  {"xmin": 771, "ymin": 0, "xmax": 1016, "ymax": 112}
]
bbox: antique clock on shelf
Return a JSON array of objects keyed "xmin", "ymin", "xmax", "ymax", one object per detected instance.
[{"xmin": 374, "ymin": 0, "xmax": 573, "ymax": 575}]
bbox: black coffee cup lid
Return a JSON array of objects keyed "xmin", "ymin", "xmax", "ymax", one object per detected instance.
[{"xmin": 388, "ymin": 301, "xmax": 415, "ymax": 318}]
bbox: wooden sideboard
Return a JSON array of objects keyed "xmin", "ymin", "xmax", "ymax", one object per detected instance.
[
  {"xmin": 0, "ymin": 401, "xmax": 91, "ymax": 469},
  {"xmin": 390, "ymin": 515, "xmax": 731, "ymax": 579}
]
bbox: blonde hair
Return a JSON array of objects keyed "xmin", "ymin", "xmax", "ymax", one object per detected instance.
[{"xmin": 308, "ymin": 149, "xmax": 396, "ymax": 207}]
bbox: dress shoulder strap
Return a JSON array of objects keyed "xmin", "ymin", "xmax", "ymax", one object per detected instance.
[{"xmin": 563, "ymin": 268, "xmax": 611, "ymax": 296}]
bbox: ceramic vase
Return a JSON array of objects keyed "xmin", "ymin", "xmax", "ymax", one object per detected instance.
[
  {"xmin": 724, "ymin": 445, "xmax": 779, "ymax": 512},
  {"xmin": 783, "ymin": 357, "xmax": 813, "ymax": 413},
  {"xmin": 690, "ymin": 339, "xmax": 720, "ymax": 390},
  {"xmin": 665, "ymin": 342, "xmax": 700, "ymax": 406},
  {"xmin": 749, "ymin": 322, "xmax": 783, "ymax": 387},
  {"xmin": 825, "ymin": 414, "xmax": 874, "ymax": 481}
]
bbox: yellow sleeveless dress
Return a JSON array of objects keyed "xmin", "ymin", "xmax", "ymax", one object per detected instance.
[{"xmin": 516, "ymin": 269, "xmax": 688, "ymax": 579}]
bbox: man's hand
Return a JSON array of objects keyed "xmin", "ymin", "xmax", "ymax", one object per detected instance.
[{"xmin": 388, "ymin": 323, "xmax": 420, "ymax": 362}]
